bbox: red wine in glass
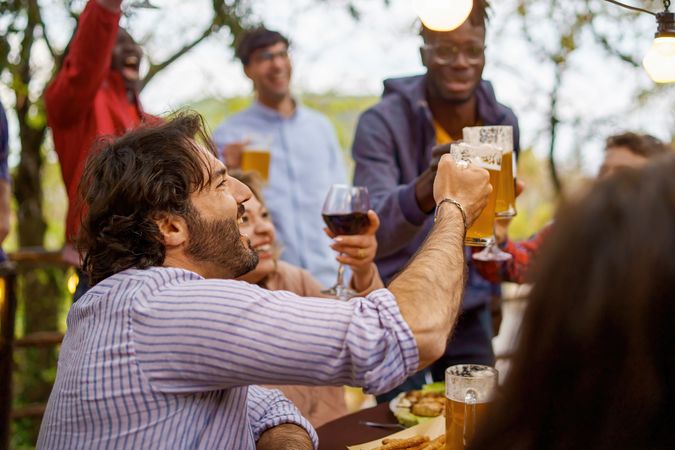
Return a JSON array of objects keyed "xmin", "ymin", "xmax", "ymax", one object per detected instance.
[
  {"xmin": 321, "ymin": 185, "xmax": 370, "ymax": 300},
  {"xmin": 322, "ymin": 211, "xmax": 371, "ymax": 236}
]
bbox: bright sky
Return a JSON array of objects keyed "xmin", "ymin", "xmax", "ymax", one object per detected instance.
[{"xmin": 2, "ymin": 0, "xmax": 673, "ymax": 175}]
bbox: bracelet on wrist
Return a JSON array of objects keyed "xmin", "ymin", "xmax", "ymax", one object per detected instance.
[{"xmin": 434, "ymin": 198, "xmax": 468, "ymax": 236}]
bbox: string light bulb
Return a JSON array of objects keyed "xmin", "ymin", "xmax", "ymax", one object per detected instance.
[
  {"xmin": 642, "ymin": 11, "xmax": 675, "ymax": 83},
  {"xmin": 603, "ymin": 0, "xmax": 674, "ymax": 83},
  {"xmin": 413, "ymin": 0, "xmax": 473, "ymax": 31}
]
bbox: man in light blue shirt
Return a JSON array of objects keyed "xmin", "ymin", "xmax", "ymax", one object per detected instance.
[{"xmin": 213, "ymin": 27, "xmax": 346, "ymax": 287}]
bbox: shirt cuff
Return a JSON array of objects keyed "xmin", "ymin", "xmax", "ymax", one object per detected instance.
[
  {"xmin": 357, "ymin": 289, "xmax": 420, "ymax": 395},
  {"xmin": 248, "ymin": 386, "xmax": 319, "ymax": 449},
  {"xmin": 398, "ymin": 183, "xmax": 429, "ymax": 226}
]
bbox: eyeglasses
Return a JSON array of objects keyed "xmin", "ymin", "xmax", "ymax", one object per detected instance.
[
  {"xmin": 253, "ymin": 49, "xmax": 290, "ymax": 64},
  {"xmin": 421, "ymin": 44, "xmax": 486, "ymax": 65}
]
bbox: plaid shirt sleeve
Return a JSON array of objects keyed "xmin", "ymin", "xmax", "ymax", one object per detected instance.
[{"xmin": 473, "ymin": 223, "xmax": 553, "ymax": 284}]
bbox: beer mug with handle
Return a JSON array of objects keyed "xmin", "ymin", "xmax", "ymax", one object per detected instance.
[
  {"xmin": 445, "ymin": 365, "xmax": 498, "ymax": 450},
  {"xmin": 462, "ymin": 126, "xmax": 516, "ymax": 218}
]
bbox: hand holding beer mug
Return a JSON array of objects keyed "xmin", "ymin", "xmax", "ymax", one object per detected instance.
[
  {"xmin": 445, "ymin": 365, "xmax": 498, "ymax": 450},
  {"xmin": 433, "ymin": 153, "xmax": 492, "ymax": 233},
  {"xmin": 448, "ymin": 143, "xmax": 503, "ymax": 245},
  {"xmin": 240, "ymin": 133, "xmax": 272, "ymax": 183},
  {"xmin": 449, "ymin": 142, "xmax": 512, "ymax": 262}
]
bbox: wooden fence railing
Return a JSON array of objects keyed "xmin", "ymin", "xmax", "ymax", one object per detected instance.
[{"xmin": 0, "ymin": 248, "xmax": 71, "ymax": 450}]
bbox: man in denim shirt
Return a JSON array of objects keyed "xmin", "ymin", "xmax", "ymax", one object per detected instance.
[{"xmin": 214, "ymin": 28, "xmax": 347, "ymax": 287}]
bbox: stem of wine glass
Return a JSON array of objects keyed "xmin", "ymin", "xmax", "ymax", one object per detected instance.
[
  {"xmin": 472, "ymin": 242, "xmax": 512, "ymax": 262},
  {"xmin": 335, "ymin": 262, "xmax": 346, "ymax": 292}
]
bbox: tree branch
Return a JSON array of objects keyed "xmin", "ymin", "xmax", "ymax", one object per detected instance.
[
  {"xmin": 142, "ymin": 26, "xmax": 214, "ymax": 89},
  {"xmin": 141, "ymin": 0, "xmax": 251, "ymax": 90},
  {"xmin": 588, "ymin": 21, "xmax": 641, "ymax": 67},
  {"xmin": 548, "ymin": 63, "xmax": 564, "ymax": 196},
  {"xmin": 35, "ymin": 2, "xmax": 56, "ymax": 60}
]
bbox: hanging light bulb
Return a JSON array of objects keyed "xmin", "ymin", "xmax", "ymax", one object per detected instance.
[
  {"xmin": 642, "ymin": 11, "xmax": 675, "ymax": 83},
  {"xmin": 413, "ymin": 0, "xmax": 473, "ymax": 31}
]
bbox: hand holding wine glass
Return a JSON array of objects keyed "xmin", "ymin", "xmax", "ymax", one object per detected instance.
[
  {"xmin": 325, "ymin": 210, "xmax": 380, "ymax": 292},
  {"xmin": 321, "ymin": 185, "xmax": 371, "ymax": 300}
]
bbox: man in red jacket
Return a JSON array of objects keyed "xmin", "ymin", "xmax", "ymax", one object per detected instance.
[{"xmin": 46, "ymin": 0, "xmax": 154, "ymax": 299}]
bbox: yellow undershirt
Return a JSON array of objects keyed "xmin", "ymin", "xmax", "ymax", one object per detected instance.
[
  {"xmin": 433, "ymin": 120, "xmax": 453, "ymax": 146},
  {"xmin": 433, "ymin": 120, "xmax": 483, "ymax": 145}
]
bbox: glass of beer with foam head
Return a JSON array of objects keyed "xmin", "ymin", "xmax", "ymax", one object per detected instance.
[
  {"xmin": 241, "ymin": 133, "xmax": 272, "ymax": 183},
  {"xmin": 449, "ymin": 143, "xmax": 502, "ymax": 247},
  {"xmin": 445, "ymin": 365, "xmax": 498, "ymax": 450},
  {"xmin": 463, "ymin": 126, "xmax": 517, "ymax": 218}
]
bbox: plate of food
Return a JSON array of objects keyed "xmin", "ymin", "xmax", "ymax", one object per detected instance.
[
  {"xmin": 389, "ymin": 382, "xmax": 445, "ymax": 427},
  {"xmin": 348, "ymin": 415, "xmax": 445, "ymax": 450}
]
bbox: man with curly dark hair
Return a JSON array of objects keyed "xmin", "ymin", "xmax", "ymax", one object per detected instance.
[{"xmin": 37, "ymin": 112, "xmax": 495, "ymax": 449}]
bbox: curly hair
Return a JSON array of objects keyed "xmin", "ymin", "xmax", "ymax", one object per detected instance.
[{"xmin": 77, "ymin": 112, "xmax": 217, "ymax": 285}]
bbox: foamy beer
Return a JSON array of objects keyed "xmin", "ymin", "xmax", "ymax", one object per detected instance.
[
  {"xmin": 445, "ymin": 365, "xmax": 498, "ymax": 450},
  {"xmin": 463, "ymin": 126, "xmax": 517, "ymax": 217},
  {"xmin": 449, "ymin": 143, "xmax": 502, "ymax": 246}
]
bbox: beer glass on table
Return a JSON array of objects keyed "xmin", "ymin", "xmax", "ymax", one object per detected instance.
[
  {"xmin": 445, "ymin": 365, "xmax": 498, "ymax": 450},
  {"xmin": 449, "ymin": 143, "xmax": 507, "ymax": 258},
  {"xmin": 240, "ymin": 134, "xmax": 272, "ymax": 183},
  {"xmin": 321, "ymin": 185, "xmax": 371, "ymax": 300}
]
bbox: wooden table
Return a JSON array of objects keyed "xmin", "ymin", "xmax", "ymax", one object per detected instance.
[{"xmin": 316, "ymin": 402, "xmax": 400, "ymax": 449}]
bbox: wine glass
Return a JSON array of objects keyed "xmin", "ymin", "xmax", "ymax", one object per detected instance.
[
  {"xmin": 321, "ymin": 185, "xmax": 371, "ymax": 300},
  {"xmin": 472, "ymin": 238, "xmax": 512, "ymax": 261}
]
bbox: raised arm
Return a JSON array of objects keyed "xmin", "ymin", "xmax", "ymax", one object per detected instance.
[
  {"xmin": 389, "ymin": 155, "xmax": 492, "ymax": 368},
  {"xmin": 133, "ymin": 273, "xmax": 419, "ymax": 396},
  {"xmin": 45, "ymin": 0, "xmax": 122, "ymax": 127}
]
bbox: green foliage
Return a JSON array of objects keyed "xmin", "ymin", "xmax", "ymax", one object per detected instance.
[
  {"xmin": 11, "ymin": 265, "xmax": 69, "ymax": 449},
  {"xmin": 507, "ymin": 148, "xmax": 557, "ymax": 240}
]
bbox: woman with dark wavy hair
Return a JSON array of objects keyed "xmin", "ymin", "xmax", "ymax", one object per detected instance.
[{"xmin": 468, "ymin": 153, "xmax": 675, "ymax": 450}]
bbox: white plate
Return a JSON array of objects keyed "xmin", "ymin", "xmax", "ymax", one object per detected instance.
[{"xmin": 388, "ymin": 392, "xmax": 409, "ymax": 417}]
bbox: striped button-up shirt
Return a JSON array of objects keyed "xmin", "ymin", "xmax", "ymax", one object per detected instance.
[{"xmin": 37, "ymin": 267, "xmax": 419, "ymax": 449}]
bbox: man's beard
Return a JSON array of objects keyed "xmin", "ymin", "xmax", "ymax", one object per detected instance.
[{"xmin": 185, "ymin": 208, "xmax": 259, "ymax": 279}]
